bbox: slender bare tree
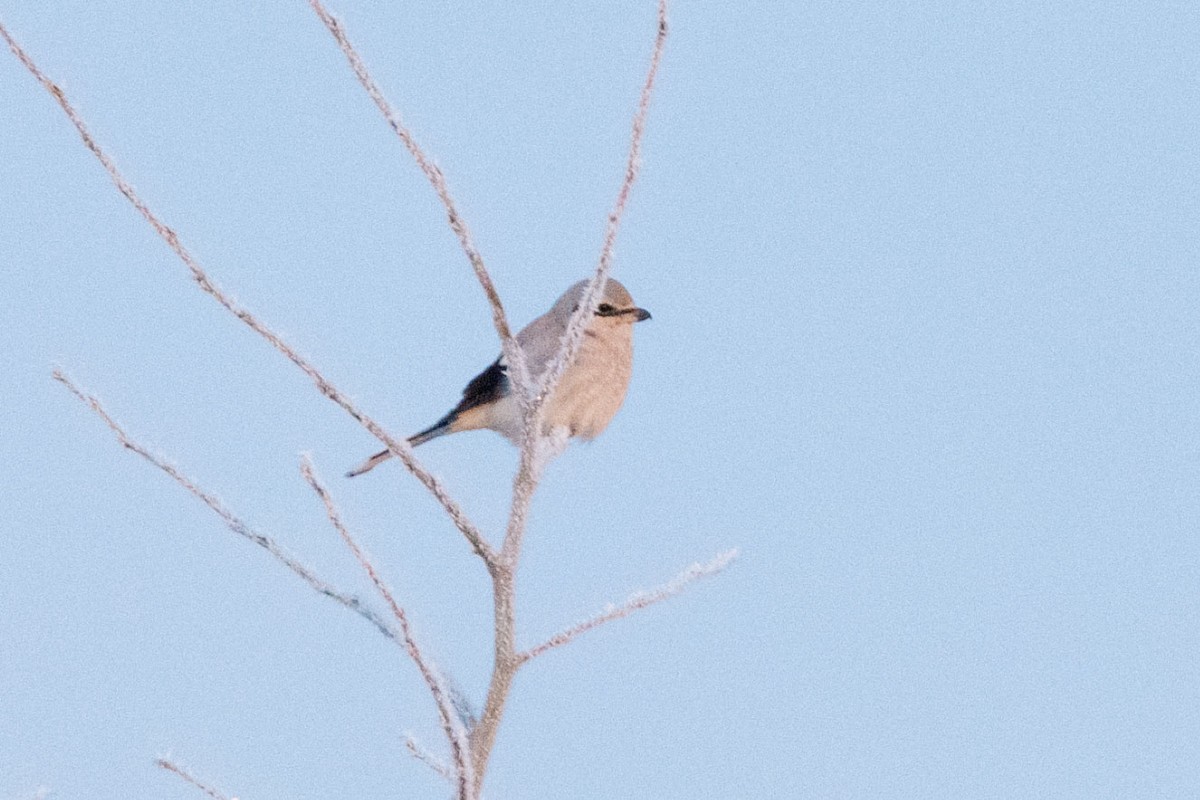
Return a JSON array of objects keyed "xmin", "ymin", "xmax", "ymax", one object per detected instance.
[{"xmin": 3, "ymin": 3, "xmax": 736, "ymax": 797}]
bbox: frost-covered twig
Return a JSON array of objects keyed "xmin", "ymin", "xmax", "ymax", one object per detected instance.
[
  {"xmin": 534, "ymin": 0, "xmax": 668, "ymax": 413},
  {"xmin": 300, "ymin": 457, "xmax": 474, "ymax": 796},
  {"xmin": 52, "ymin": 369, "xmax": 398, "ymax": 642},
  {"xmin": 499, "ymin": 0, "xmax": 667, "ymax": 568},
  {"xmin": 155, "ymin": 759, "xmax": 235, "ymax": 800},
  {"xmin": 0, "ymin": 20, "xmax": 494, "ymax": 569},
  {"xmin": 308, "ymin": 0, "xmax": 530, "ymax": 397},
  {"xmin": 405, "ymin": 734, "xmax": 455, "ymax": 783},
  {"xmin": 520, "ymin": 549, "xmax": 739, "ymax": 663}
]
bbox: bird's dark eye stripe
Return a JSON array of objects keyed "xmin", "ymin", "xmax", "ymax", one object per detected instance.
[{"xmin": 596, "ymin": 303, "xmax": 616, "ymax": 315}]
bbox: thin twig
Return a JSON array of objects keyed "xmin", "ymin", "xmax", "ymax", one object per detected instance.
[
  {"xmin": 499, "ymin": 0, "xmax": 668, "ymax": 567},
  {"xmin": 300, "ymin": 456, "xmax": 474, "ymax": 797},
  {"xmin": 307, "ymin": 0, "xmax": 531, "ymax": 398},
  {"xmin": 0, "ymin": 20, "xmax": 495, "ymax": 570},
  {"xmin": 155, "ymin": 759, "xmax": 235, "ymax": 800},
  {"xmin": 52, "ymin": 369, "xmax": 399, "ymax": 642},
  {"xmin": 533, "ymin": 0, "xmax": 668, "ymax": 413},
  {"xmin": 405, "ymin": 734, "xmax": 455, "ymax": 783},
  {"xmin": 499, "ymin": 430, "xmax": 568, "ymax": 565},
  {"xmin": 520, "ymin": 549, "xmax": 738, "ymax": 663}
]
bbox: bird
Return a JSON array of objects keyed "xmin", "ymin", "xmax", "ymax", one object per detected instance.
[{"xmin": 346, "ymin": 278, "xmax": 651, "ymax": 477}]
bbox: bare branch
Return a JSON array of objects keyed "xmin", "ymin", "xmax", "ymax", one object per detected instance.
[
  {"xmin": 300, "ymin": 456, "xmax": 474, "ymax": 797},
  {"xmin": 533, "ymin": 0, "xmax": 668, "ymax": 412},
  {"xmin": 500, "ymin": 428, "xmax": 569, "ymax": 565},
  {"xmin": 404, "ymin": 734, "xmax": 455, "ymax": 784},
  {"xmin": 155, "ymin": 759, "xmax": 235, "ymax": 800},
  {"xmin": 307, "ymin": 0, "xmax": 531, "ymax": 398},
  {"xmin": 520, "ymin": 548, "xmax": 738, "ymax": 663},
  {"xmin": 52, "ymin": 369, "xmax": 400, "ymax": 643},
  {"xmin": 498, "ymin": 0, "xmax": 668, "ymax": 564},
  {"xmin": 1, "ymin": 21, "xmax": 494, "ymax": 568}
]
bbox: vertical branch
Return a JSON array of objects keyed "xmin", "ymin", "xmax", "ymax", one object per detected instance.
[
  {"xmin": 499, "ymin": 0, "xmax": 668, "ymax": 564},
  {"xmin": 469, "ymin": 565, "xmax": 517, "ymax": 791},
  {"xmin": 470, "ymin": 4, "xmax": 670, "ymax": 790},
  {"xmin": 532, "ymin": 0, "xmax": 668, "ymax": 412}
]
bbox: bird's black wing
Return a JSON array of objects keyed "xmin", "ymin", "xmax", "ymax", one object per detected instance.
[
  {"xmin": 351, "ymin": 357, "xmax": 512, "ymax": 470},
  {"xmin": 407, "ymin": 357, "xmax": 510, "ymax": 446},
  {"xmin": 452, "ymin": 358, "xmax": 509, "ymax": 415}
]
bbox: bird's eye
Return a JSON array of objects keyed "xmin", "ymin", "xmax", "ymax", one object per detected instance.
[{"xmin": 597, "ymin": 303, "xmax": 615, "ymax": 315}]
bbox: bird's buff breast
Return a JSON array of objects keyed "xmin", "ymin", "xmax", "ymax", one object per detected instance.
[{"xmin": 543, "ymin": 329, "xmax": 634, "ymax": 440}]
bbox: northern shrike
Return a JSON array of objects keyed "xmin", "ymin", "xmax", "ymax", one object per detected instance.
[{"xmin": 347, "ymin": 278, "xmax": 650, "ymax": 477}]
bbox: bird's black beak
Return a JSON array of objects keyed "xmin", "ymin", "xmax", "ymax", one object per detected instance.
[{"xmin": 632, "ymin": 307, "xmax": 651, "ymax": 322}]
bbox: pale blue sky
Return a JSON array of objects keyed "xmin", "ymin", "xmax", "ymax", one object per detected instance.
[{"xmin": 3, "ymin": 2, "xmax": 1199, "ymax": 798}]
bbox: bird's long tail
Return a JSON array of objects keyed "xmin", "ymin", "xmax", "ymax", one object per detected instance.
[
  {"xmin": 345, "ymin": 448, "xmax": 393, "ymax": 478},
  {"xmin": 344, "ymin": 417, "xmax": 454, "ymax": 477}
]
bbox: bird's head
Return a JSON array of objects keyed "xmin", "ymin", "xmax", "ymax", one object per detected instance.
[{"xmin": 558, "ymin": 278, "xmax": 651, "ymax": 326}]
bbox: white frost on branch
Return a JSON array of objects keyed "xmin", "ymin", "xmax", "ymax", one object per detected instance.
[
  {"xmin": 156, "ymin": 759, "xmax": 237, "ymax": 800},
  {"xmin": 404, "ymin": 733, "xmax": 455, "ymax": 784},
  {"xmin": 521, "ymin": 549, "xmax": 740, "ymax": 663},
  {"xmin": 52, "ymin": 370, "xmax": 399, "ymax": 644},
  {"xmin": 301, "ymin": 457, "xmax": 475, "ymax": 796}
]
